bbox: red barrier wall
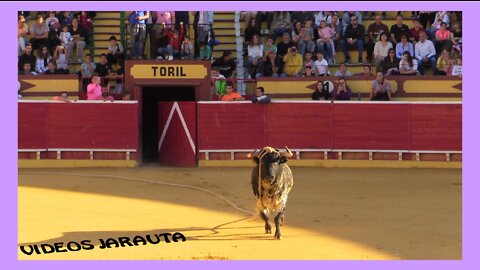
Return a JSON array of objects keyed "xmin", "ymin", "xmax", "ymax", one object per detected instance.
[
  {"xmin": 197, "ymin": 102, "xmax": 461, "ymax": 151},
  {"xmin": 19, "ymin": 102, "xmax": 139, "ymax": 151}
]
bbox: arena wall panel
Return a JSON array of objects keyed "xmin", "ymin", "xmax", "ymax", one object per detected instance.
[{"xmin": 18, "ymin": 102, "xmax": 48, "ymax": 149}]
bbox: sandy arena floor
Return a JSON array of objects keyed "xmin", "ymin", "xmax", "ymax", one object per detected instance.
[{"xmin": 18, "ymin": 166, "xmax": 462, "ymax": 260}]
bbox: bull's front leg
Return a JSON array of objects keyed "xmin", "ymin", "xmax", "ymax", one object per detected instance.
[
  {"xmin": 274, "ymin": 209, "xmax": 285, "ymax": 239},
  {"xmin": 260, "ymin": 209, "xmax": 272, "ymax": 234}
]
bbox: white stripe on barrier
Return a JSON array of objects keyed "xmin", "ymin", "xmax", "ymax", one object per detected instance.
[{"xmin": 158, "ymin": 102, "xmax": 196, "ymax": 154}]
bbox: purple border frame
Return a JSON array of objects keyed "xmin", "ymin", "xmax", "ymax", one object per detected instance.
[{"xmin": 5, "ymin": 2, "xmax": 475, "ymax": 269}]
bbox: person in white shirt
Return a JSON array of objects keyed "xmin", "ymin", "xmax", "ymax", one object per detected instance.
[
  {"xmin": 59, "ymin": 25, "xmax": 72, "ymax": 48},
  {"xmin": 247, "ymin": 34, "xmax": 264, "ymax": 79},
  {"xmin": 313, "ymin": 51, "xmax": 329, "ymax": 76},
  {"xmin": 414, "ymin": 31, "xmax": 437, "ymax": 75},
  {"xmin": 373, "ymin": 32, "xmax": 393, "ymax": 74},
  {"xmin": 451, "ymin": 58, "xmax": 462, "ymax": 77}
]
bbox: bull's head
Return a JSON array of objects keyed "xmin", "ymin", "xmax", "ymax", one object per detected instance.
[{"xmin": 248, "ymin": 146, "xmax": 293, "ymax": 183}]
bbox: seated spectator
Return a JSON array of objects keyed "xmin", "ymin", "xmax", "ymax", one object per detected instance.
[
  {"xmin": 427, "ymin": 11, "xmax": 449, "ymax": 39},
  {"xmin": 44, "ymin": 60, "xmax": 58, "ymax": 75},
  {"xmin": 251, "ymin": 87, "xmax": 271, "ymax": 104},
  {"xmin": 434, "ymin": 22, "xmax": 455, "ymax": 55},
  {"xmin": 342, "ymin": 11, "xmax": 362, "ymax": 34},
  {"xmin": 329, "ymin": 14, "xmax": 341, "ymax": 61},
  {"xmin": 18, "ymin": 43, "xmax": 36, "ymax": 72},
  {"xmin": 212, "ymin": 51, "xmax": 236, "ymax": 79},
  {"xmin": 366, "ymin": 14, "xmax": 390, "ymax": 63},
  {"xmin": 300, "ymin": 18, "xmax": 315, "ymax": 57},
  {"xmin": 53, "ymin": 45, "xmax": 68, "ymax": 74},
  {"xmin": 399, "ymin": 51, "xmax": 419, "ymax": 76},
  {"xmin": 19, "ymin": 63, "xmax": 38, "ymax": 75},
  {"xmin": 291, "ymin": 20, "xmax": 303, "ymax": 48},
  {"xmin": 53, "ymin": 92, "xmax": 72, "ymax": 103},
  {"xmin": 409, "ymin": 19, "xmax": 424, "ymax": 44},
  {"xmin": 355, "ymin": 65, "xmax": 372, "ymax": 76},
  {"xmin": 107, "ymin": 36, "xmax": 124, "ymax": 65},
  {"xmin": 395, "ymin": 34, "xmax": 414, "ymax": 60},
  {"xmin": 247, "ymin": 34, "xmax": 264, "ymax": 79},
  {"xmin": 156, "ymin": 25, "xmax": 171, "ymax": 59},
  {"xmin": 87, "ymin": 76, "xmax": 102, "ymax": 100},
  {"xmin": 59, "ymin": 25, "xmax": 72, "ymax": 50},
  {"xmin": 332, "ymin": 77, "xmax": 352, "ymax": 100},
  {"xmin": 334, "ymin": 62, "xmax": 353, "ymax": 77},
  {"xmin": 211, "ymin": 66, "xmax": 226, "ymax": 97},
  {"xmin": 244, "ymin": 17, "xmax": 260, "ymax": 46},
  {"xmin": 194, "ymin": 12, "xmax": 213, "ymax": 56},
  {"xmin": 80, "ymin": 11, "xmax": 93, "ymax": 44},
  {"xmin": 18, "ymin": 15, "xmax": 29, "ymax": 56},
  {"xmin": 382, "ymin": 48, "xmax": 400, "ymax": 75},
  {"xmin": 102, "ymin": 91, "xmax": 115, "ymax": 102},
  {"xmin": 180, "ymin": 35, "xmax": 194, "ymax": 59},
  {"xmin": 282, "ymin": 46, "xmax": 303, "ymax": 77},
  {"xmin": 35, "ymin": 45, "xmax": 52, "ymax": 74},
  {"xmin": 389, "ymin": 15, "xmax": 410, "ymax": 45},
  {"xmin": 303, "ymin": 65, "xmax": 315, "ymax": 77},
  {"xmin": 272, "ymin": 11, "xmax": 292, "ymax": 38},
  {"xmin": 29, "ymin": 15, "xmax": 49, "ymax": 51},
  {"xmin": 198, "ymin": 41, "xmax": 211, "ymax": 60},
  {"xmin": 45, "ymin": 11, "xmax": 59, "ymax": 29},
  {"xmin": 258, "ymin": 49, "xmax": 283, "ymax": 78},
  {"xmin": 316, "ymin": 20, "xmax": 335, "ymax": 64},
  {"xmin": 370, "ymin": 72, "xmax": 392, "ymax": 101},
  {"xmin": 67, "ymin": 18, "xmax": 87, "ymax": 63},
  {"xmin": 95, "ymin": 53, "xmax": 112, "ymax": 85},
  {"xmin": 311, "ymin": 80, "xmax": 331, "ymax": 100},
  {"xmin": 81, "ymin": 53, "xmax": 96, "ymax": 92},
  {"xmin": 221, "ymin": 81, "xmax": 245, "ymax": 101},
  {"xmin": 415, "ymin": 31, "xmax": 437, "ymax": 75},
  {"xmin": 168, "ymin": 29, "xmax": 183, "ymax": 59},
  {"xmin": 373, "ymin": 32, "xmax": 393, "ymax": 73},
  {"xmin": 303, "ymin": 51, "xmax": 314, "ymax": 73},
  {"xmin": 340, "ymin": 15, "xmax": 365, "ymax": 64},
  {"xmin": 313, "ymin": 51, "xmax": 329, "ymax": 76},
  {"xmin": 451, "ymin": 22, "xmax": 462, "ymax": 56},
  {"xmin": 58, "ymin": 11, "xmax": 73, "ymax": 28},
  {"xmin": 436, "ymin": 49, "xmax": 454, "ymax": 76},
  {"xmin": 291, "ymin": 11, "xmax": 315, "ymax": 25},
  {"xmin": 314, "ymin": 11, "xmax": 334, "ymax": 28},
  {"xmin": 451, "ymin": 58, "xmax": 462, "ymax": 77},
  {"xmin": 277, "ymin": 32, "xmax": 294, "ymax": 58}
]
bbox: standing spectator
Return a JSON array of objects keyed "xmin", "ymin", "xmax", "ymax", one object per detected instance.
[
  {"xmin": 244, "ymin": 18, "xmax": 261, "ymax": 46},
  {"xmin": 313, "ymin": 51, "xmax": 329, "ymax": 76},
  {"xmin": 419, "ymin": 12, "xmax": 436, "ymax": 30},
  {"xmin": 434, "ymin": 22, "xmax": 455, "ymax": 55},
  {"xmin": 247, "ymin": 34, "xmax": 264, "ymax": 79},
  {"xmin": 334, "ymin": 62, "xmax": 352, "ymax": 77},
  {"xmin": 436, "ymin": 49, "xmax": 454, "ymax": 76},
  {"xmin": 80, "ymin": 11, "xmax": 93, "ymax": 45},
  {"xmin": 415, "ymin": 31, "xmax": 437, "ymax": 75},
  {"xmin": 19, "ymin": 63, "xmax": 38, "ymax": 75},
  {"xmin": 342, "ymin": 11, "xmax": 362, "ymax": 33},
  {"xmin": 80, "ymin": 53, "xmax": 96, "ymax": 92},
  {"xmin": 87, "ymin": 76, "xmax": 102, "ymax": 100},
  {"xmin": 300, "ymin": 18, "xmax": 315, "ymax": 57},
  {"xmin": 114, "ymin": 60, "xmax": 125, "ymax": 94},
  {"xmin": 156, "ymin": 11, "xmax": 175, "ymax": 29},
  {"xmin": 175, "ymin": 11, "xmax": 189, "ymax": 34},
  {"xmin": 44, "ymin": 60, "xmax": 58, "ymax": 75},
  {"xmin": 194, "ymin": 11, "xmax": 213, "ymax": 58},
  {"xmin": 18, "ymin": 43, "xmax": 36, "ymax": 72},
  {"xmin": 366, "ymin": 14, "xmax": 390, "ymax": 63},
  {"xmin": 370, "ymin": 72, "xmax": 392, "ymax": 101},
  {"xmin": 272, "ymin": 11, "xmax": 292, "ymax": 38},
  {"xmin": 180, "ymin": 35, "xmax": 194, "ymax": 59},
  {"xmin": 107, "ymin": 36, "xmax": 124, "ymax": 65},
  {"xmin": 373, "ymin": 32, "xmax": 393, "ymax": 73},
  {"xmin": 340, "ymin": 15, "xmax": 366, "ymax": 64},
  {"xmin": 332, "ymin": 77, "xmax": 352, "ymax": 100},
  {"xmin": 95, "ymin": 53, "xmax": 112, "ymax": 86},
  {"xmin": 45, "ymin": 12, "xmax": 59, "ymax": 29},
  {"xmin": 53, "ymin": 45, "xmax": 68, "ymax": 74},
  {"xmin": 67, "ymin": 18, "xmax": 87, "ymax": 63},
  {"xmin": 256, "ymin": 12, "xmax": 274, "ymax": 35},
  {"xmin": 145, "ymin": 11, "xmax": 156, "ymax": 60},
  {"xmin": 221, "ymin": 81, "xmax": 245, "ymax": 101},
  {"xmin": 316, "ymin": 20, "xmax": 335, "ymax": 64},
  {"xmin": 389, "ymin": 15, "xmax": 410, "ymax": 45},
  {"xmin": 35, "ymin": 45, "xmax": 52, "ymax": 74},
  {"xmin": 451, "ymin": 58, "xmax": 462, "ymax": 77},
  {"xmin": 58, "ymin": 11, "xmax": 73, "ymax": 27},
  {"xmin": 399, "ymin": 51, "xmax": 419, "ymax": 76},
  {"xmin": 212, "ymin": 51, "xmax": 236, "ymax": 79},
  {"xmin": 18, "ymin": 15, "xmax": 29, "ymax": 56},
  {"xmin": 395, "ymin": 34, "xmax": 414, "ymax": 60},
  {"xmin": 409, "ymin": 19, "xmax": 424, "ymax": 44},
  {"xmin": 282, "ymin": 46, "xmax": 303, "ymax": 77},
  {"xmin": 30, "ymin": 15, "xmax": 49, "ymax": 51},
  {"xmin": 382, "ymin": 48, "xmax": 400, "ymax": 75},
  {"xmin": 251, "ymin": 87, "xmax": 271, "ymax": 104},
  {"xmin": 314, "ymin": 11, "xmax": 334, "ymax": 28},
  {"xmin": 129, "ymin": 11, "xmax": 149, "ymax": 59}
]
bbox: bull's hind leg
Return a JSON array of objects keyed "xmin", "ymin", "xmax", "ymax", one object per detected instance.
[
  {"xmin": 260, "ymin": 209, "xmax": 272, "ymax": 234},
  {"xmin": 274, "ymin": 209, "xmax": 285, "ymax": 239}
]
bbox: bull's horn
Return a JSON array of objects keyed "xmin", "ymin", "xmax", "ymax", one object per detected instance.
[
  {"xmin": 280, "ymin": 146, "xmax": 293, "ymax": 157},
  {"xmin": 247, "ymin": 149, "xmax": 259, "ymax": 158}
]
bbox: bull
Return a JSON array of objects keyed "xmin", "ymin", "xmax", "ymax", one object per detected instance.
[{"xmin": 247, "ymin": 146, "xmax": 294, "ymax": 240}]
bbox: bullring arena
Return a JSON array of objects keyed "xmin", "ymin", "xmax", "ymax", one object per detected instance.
[{"xmin": 18, "ymin": 10, "xmax": 462, "ymax": 260}]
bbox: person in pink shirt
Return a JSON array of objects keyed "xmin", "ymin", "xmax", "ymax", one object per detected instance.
[
  {"xmin": 87, "ymin": 76, "xmax": 102, "ymax": 100},
  {"xmin": 156, "ymin": 11, "xmax": 175, "ymax": 29},
  {"xmin": 316, "ymin": 20, "xmax": 335, "ymax": 64}
]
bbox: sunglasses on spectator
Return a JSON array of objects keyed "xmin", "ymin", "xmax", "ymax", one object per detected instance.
[{"xmin": 389, "ymin": 51, "xmax": 395, "ymax": 54}]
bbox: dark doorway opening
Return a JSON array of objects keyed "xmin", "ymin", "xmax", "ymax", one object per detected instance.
[{"xmin": 141, "ymin": 86, "xmax": 196, "ymax": 163}]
